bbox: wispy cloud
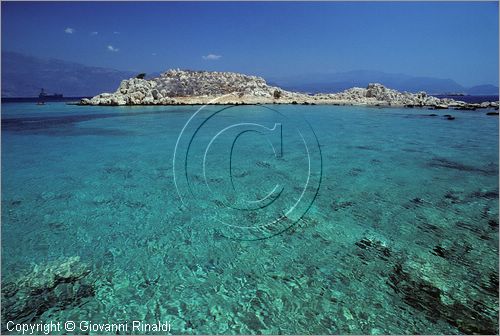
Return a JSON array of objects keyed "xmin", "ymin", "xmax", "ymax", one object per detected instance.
[
  {"xmin": 202, "ymin": 54, "xmax": 222, "ymax": 60},
  {"xmin": 113, "ymin": 31, "xmax": 120, "ymax": 35},
  {"xmin": 90, "ymin": 31, "xmax": 98, "ymax": 35},
  {"xmin": 152, "ymin": 53, "xmax": 157, "ymax": 56},
  {"xmin": 64, "ymin": 27, "xmax": 75, "ymax": 34},
  {"xmin": 107, "ymin": 45, "xmax": 119, "ymax": 52}
]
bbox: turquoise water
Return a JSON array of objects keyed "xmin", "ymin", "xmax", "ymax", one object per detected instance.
[{"xmin": 2, "ymin": 102, "xmax": 498, "ymax": 334}]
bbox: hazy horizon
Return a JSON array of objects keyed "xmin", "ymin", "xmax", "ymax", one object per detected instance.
[
  {"xmin": 2, "ymin": 50, "xmax": 499, "ymax": 91},
  {"xmin": 2, "ymin": 2, "xmax": 498, "ymax": 87}
]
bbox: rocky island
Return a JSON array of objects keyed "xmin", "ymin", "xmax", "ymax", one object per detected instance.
[{"xmin": 81, "ymin": 69, "xmax": 499, "ymax": 110}]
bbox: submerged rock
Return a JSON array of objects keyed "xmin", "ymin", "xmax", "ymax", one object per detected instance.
[
  {"xmin": 428, "ymin": 157, "xmax": 497, "ymax": 175},
  {"xmin": 354, "ymin": 237, "xmax": 392, "ymax": 262},
  {"xmin": 388, "ymin": 262, "xmax": 499, "ymax": 335},
  {"xmin": 349, "ymin": 232, "xmax": 499, "ymax": 334},
  {"xmin": 1, "ymin": 256, "xmax": 94, "ymax": 326}
]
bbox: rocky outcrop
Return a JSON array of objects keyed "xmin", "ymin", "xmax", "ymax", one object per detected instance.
[
  {"xmin": 81, "ymin": 70, "xmax": 291, "ymax": 106},
  {"xmin": 317, "ymin": 83, "xmax": 460, "ymax": 107},
  {"xmin": 80, "ymin": 70, "xmax": 498, "ymax": 108}
]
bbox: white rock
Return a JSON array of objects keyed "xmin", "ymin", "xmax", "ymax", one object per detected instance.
[{"xmin": 82, "ymin": 70, "xmax": 493, "ymax": 108}]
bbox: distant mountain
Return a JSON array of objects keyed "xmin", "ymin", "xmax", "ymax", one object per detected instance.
[
  {"xmin": 1, "ymin": 52, "xmax": 136, "ymax": 97},
  {"xmin": 270, "ymin": 70, "xmax": 498, "ymax": 95},
  {"xmin": 2, "ymin": 52, "xmax": 497, "ymax": 97},
  {"xmin": 467, "ymin": 84, "xmax": 499, "ymax": 95}
]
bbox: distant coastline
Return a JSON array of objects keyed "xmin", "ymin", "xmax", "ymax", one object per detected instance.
[{"xmin": 1, "ymin": 96, "xmax": 90, "ymax": 103}]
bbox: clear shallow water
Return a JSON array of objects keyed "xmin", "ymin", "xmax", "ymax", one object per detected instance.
[{"xmin": 1, "ymin": 102, "xmax": 498, "ymax": 334}]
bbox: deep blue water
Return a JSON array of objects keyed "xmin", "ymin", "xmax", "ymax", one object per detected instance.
[
  {"xmin": 434, "ymin": 95, "xmax": 499, "ymax": 103},
  {"xmin": 1, "ymin": 102, "xmax": 498, "ymax": 334}
]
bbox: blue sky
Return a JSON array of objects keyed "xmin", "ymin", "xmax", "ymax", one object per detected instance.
[{"xmin": 2, "ymin": 1, "xmax": 498, "ymax": 86}]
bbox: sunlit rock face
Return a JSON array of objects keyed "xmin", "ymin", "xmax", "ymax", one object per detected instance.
[{"xmin": 80, "ymin": 70, "xmax": 493, "ymax": 108}]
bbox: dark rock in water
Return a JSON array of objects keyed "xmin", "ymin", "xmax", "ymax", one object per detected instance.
[
  {"xmin": 256, "ymin": 160, "xmax": 271, "ymax": 168},
  {"xmin": 486, "ymin": 112, "xmax": 499, "ymax": 116},
  {"xmin": 488, "ymin": 219, "xmax": 499, "ymax": 229},
  {"xmin": 485, "ymin": 273, "xmax": 499, "ymax": 296},
  {"xmin": 403, "ymin": 197, "xmax": 426, "ymax": 209},
  {"xmin": 443, "ymin": 114, "xmax": 455, "ymax": 120},
  {"xmin": 428, "ymin": 113, "xmax": 438, "ymax": 117},
  {"xmin": 469, "ymin": 189, "xmax": 499, "ymax": 200},
  {"xmin": 411, "ymin": 197, "xmax": 424, "ymax": 204},
  {"xmin": 354, "ymin": 237, "xmax": 391, "ymax": 261},
  {"xmin": 444, "ymin": 191, "xmax": 461, "ymax": 203},
  {"xmin": 455, "ymin": 221, "xmax": 491, "ymax": 241},
  {"xmin": 354, "ymin": 145, "xmax": 376, "ymax": 151},
  {"xmin": 387, "ymin": 263, "xmax": 499, "ymax": 335},
  {"xmin": 417, "ymin": 222, "xmax": 443, "ymax": 235},
  {"xmin": 428, "ymin": 157, "xmax": 497, "ymax": 175},
  {"xmin": 331, "ymin": 200, "xmax": 354, "ymax": 211},
  {"xmin": 432, "ymin": 245, "xmax": 448, "ymax": 258},
  {"xmin": 429, "ymin": 239, "xmax": 473, "ymax": 264},
  {"xmin": 355, "ymin": 238, "xmax": 373, "ymax": 249},
  {"xmin": 352, "ymin": 232, "xmax": 498, "ymax": 334},
  {"xmin": 1, "ymin": 257, "xmax": 94, "ymax": 327},
  {"xmin": 387, "ymin": 263, "xmax": 442, "ymax": 320}
]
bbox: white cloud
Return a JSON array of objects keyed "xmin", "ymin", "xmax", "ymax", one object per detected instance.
[
  {"xmin": 90, "ymin": 31, "xmax": 98, "ymax": 35},
  {"xmin": 107, "ymin": 45, "xmax": 119, "ymax": 52},
  {"xmin": 113, "ymin": 31, "xmax": 120, "ymax": 34},
  {"xmin": 64, "ymin": 27, "xmax": 75, "ymax": 34},
  {"xmin": 202, "ymin": 54, "xmax": 222, "ymax": 60},
  {"xmin": 152, "ymin": 53, "xmax": 157, "ymax": 56}
]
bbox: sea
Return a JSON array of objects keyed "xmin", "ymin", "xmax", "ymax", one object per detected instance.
[
  {"xmin": 434, "ymin": 95, "xmax": 499, "ymax": 103},
  {"xmin": 1, "ymin": 94, "xmax": 498, "ymax": 104},
  {"xmin": 1, "ymin": 101, "xmax": 498, "ymax": 334}
]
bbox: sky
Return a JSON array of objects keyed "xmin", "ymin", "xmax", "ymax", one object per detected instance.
[{"xmin": 1, "ymin": 1, "xmax": 499, "ymax": 86}]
